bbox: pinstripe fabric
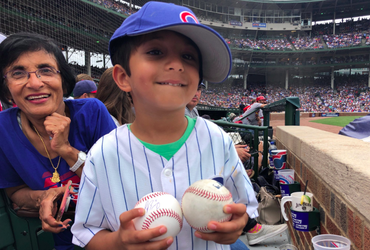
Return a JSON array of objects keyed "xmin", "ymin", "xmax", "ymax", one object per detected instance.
[{"xmin": 72, "ymin": 117, "xmax": 258, "ymax": 249}]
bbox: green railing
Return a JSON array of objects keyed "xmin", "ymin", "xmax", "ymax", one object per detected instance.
[
  {"xmin": 211, "ymin": 97, "xmax": 300, "ymax": 181},
  {"xmin": 212, "ymin": 120, "xmax": 269, "ymax": 182},
  {"xmin": 263, "ymin": 96, "xmax": 300, "ymax": 126}
]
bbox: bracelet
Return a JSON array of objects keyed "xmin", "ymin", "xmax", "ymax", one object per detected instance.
[{"xmin": 258, "ymin": 151, "xmax": 263, "ymax": 154}]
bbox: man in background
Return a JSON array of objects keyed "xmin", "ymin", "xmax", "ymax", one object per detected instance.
[
  {"xmin": 241, "ymin": 97, "xmax": 267, "ymax": 126},
  {"xmin": 185, "ymin": 82, "xmax": 205, "ymax": 118},
  {"xmin": 256, "ymin": 96, "xmax": 267, "ymax": 125},
  {"xmin": 73, "ymin": 80, "xmax": 97, "ymax": 99}
]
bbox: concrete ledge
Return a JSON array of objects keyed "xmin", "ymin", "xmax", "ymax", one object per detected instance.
[
  {"xmin": 270, "ymin": 112, "xmax": 370, "ymax": 120},
  {"xmin": 276, "ymin": 126, "xmax": 370, "ymax": 220}
]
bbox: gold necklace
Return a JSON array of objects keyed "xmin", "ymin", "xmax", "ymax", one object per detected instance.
[{"xmin": 33, "ymin": 125, "xmax": 61, "ymax": 183}]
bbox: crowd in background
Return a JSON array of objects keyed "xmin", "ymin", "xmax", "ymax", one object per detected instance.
[
  {"xmin": 226, "ymin": 28, "xmax": 370, "ymax": 51},
  {"xmin": 290, "ymin": 36, "xmax": 324, "ymax": 50},
  {"xmin": 88, "ymin": 0, "xmax": 138, "ymax": 16},
  {"xmin": 226, "ymin": 18, "xmax": 370, "ymax": 51},
  {"xmin": 200, "ymin": 75, "xmax": 370, "ymax": 112},
  {"xmin": 225, "ymin": 37, "xmax": 294, "ymax": 51}
]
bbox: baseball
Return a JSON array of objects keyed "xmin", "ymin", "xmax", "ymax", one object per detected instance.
[
  {"xmin": 181, "ymin": 179, "xmax": 233, "ymax": 233},
  {"xmin": 133, "ymin": 192, "xmax": 183, "ymax": 241}
]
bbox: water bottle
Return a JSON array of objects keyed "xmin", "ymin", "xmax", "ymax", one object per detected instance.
[{"xmin": 269, "ymin": 140, "xmax": 277, "ymax": 168}]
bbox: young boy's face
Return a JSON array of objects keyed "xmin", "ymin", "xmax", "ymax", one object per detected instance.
[{"xmin": 119, "ymin": 30, "xmax": 200, "ymax": 113}]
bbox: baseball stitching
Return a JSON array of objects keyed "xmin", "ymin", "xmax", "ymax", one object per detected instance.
[
  {"xmin": 184, "ymin": 187, "xmax": 232, "ymax": 201},
  {"xmin": 141, "ymin": 208, "xmax": 183, "ymax": 230},
  {"xmin": 189, "ymin": 214, "xmax": 232, "ymax": 232},
  {"xmin": 135, "ymin": 192, "xmax": 168, "ymax": 207}
]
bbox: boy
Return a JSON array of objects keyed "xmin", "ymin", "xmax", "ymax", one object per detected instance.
[{"xmin": 71, "ymin": 2, "xmax": 258, "ymax": 249}]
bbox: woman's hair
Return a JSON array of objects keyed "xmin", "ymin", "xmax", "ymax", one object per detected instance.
[
  {"xmin": 0, "ymin": 32, "xmax": 76, "ymax": 105},
  {"xmin": 95, "ymin": 67, "xmax": 135, "ymax": 125}
]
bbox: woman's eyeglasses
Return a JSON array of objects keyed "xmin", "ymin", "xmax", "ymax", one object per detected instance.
[{"xmin": 3, "ymin": 66, "xmax": 60, "ymax": 85}]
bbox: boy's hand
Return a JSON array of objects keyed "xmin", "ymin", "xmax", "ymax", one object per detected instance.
[
  {"xmin": 193, "ymin": 203, "xmax": 248, "ymax": 244},
  {"xmin": 114, "ymin": 208, "xmax": 174, "ymax": 249}
]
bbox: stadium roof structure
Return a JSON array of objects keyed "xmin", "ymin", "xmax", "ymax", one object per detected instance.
[
  {"xmin": 181, "ymin": 0, "xmax": 370, "ymax": 22},
  {"xmin": 2, "ymin": 0, "xmax": 370, "ymax": 79},
  {"xmin": 231, "ymin": 44, "xmax": 370, "ymax": 75},
  {"xmin": 238, "ymin": 0, "xmax": 325, "ymax": 3}
]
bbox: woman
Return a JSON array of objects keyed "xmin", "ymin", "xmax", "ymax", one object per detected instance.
[
  {"xmin": 95, "ymin": 67, "xmax": 135, "ymax": 126},
  {"xmin": 0, "ymin": 32, "xmax": 116, "ymax": 249}
]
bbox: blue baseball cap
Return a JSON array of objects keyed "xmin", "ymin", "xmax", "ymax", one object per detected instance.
[
  {"xmin": 109, "ymin": 1, "xmax": 232, "ymax": 83},
  {"xmin": 73, "ymin": 80, "xmax": 97, "ymax": 97}
]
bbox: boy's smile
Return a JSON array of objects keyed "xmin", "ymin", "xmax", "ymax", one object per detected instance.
[
  {"xmin": 157, "ymin": 82, "xmax": 185, "ymax": 87},
  {"xmin": 120, "ymin": 30, "xmax": 201, "ymax": 114}
]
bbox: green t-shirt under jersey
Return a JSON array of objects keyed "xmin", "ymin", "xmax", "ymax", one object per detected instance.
[{"xmin": 128, "ymin": 116, "xmax": 196, "ymax": 160}]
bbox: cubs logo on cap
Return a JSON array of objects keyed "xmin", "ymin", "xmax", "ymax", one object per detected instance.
[{"xmin": 180, "ymin": 11, "xmax": 199, "ymax": 24}]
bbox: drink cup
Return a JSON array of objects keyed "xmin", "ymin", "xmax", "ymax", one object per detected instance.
[
  {"xmin": 277, "ymin": 169, "xmax": 294, "ymax": 184},
  {"xmin": 281, "ymin": 191, "xmax": 314, "ymax": 221},
  {"xmin": 312, "ymin": 234, "xmax": 350, "ymax": 250},
  {"xmin": 279, "ymin": 244, "xmax": 298, "ymax": 250},
  {"xmin": 271, "ymin": 150, "xmax": 287, "ymax": 170}
]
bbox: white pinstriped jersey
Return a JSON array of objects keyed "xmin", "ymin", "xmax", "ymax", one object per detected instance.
[{"xmin": 71, "ymin": 117, "xmax": 258, "ymax": 250}]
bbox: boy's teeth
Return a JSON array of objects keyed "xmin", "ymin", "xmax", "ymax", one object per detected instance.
[
  {"xmin": 160, "ymin": 82, "xmax": 182, "ymax": 86},
  {"xmin": 27, "ymin": 95, "xmax": 49, "ymax": 100}
]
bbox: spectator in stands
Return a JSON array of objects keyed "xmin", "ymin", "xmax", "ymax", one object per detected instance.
[
  {"xmin": 256, "ymin": 96, "xmax": 267, "ymax": 125},
  {"xmin": 240, "ymin": 98, "xmax": 267, "ymax": 126},
  {"xmin": 72, "ymin": 80, "xmax": 97, "ymax": 99},
  {"xmin": 0, "ymin": 32, "xmax": 116, "ymax": 250},
  {"xmin": 95, "ymin": 67, "xmax": 135, "ymax": 126},
  {"xmin": 185, "ymin": 82, "xmax": 205, "ymax": 118}
]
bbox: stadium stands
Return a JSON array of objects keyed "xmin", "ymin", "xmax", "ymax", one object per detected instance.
[{"xmin": 200, "ymin": 75, "xmax": 370, "ymax": 112}]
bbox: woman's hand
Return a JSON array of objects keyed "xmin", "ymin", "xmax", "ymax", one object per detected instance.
[
  {"xmin": 44, "ymin": 112, "xmax": 72, "ymax": 156},
  {"xmin": 38, "ymin": 186, "xmax": 72, "ymax": 233},
  {"xmin": 6, "ymin": 185, "xmax": 73, "ymax": 233},
  {"xmin": 193, "ymin": 203, "xmax": 249, "ymax": 245},
  {"xmin": 44, "ymin": 112, "xmax": 84, "ymax": 176}
]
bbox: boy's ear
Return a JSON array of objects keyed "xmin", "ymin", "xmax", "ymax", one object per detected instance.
[{"xmin": 113, "ymin": 65, "xmax": 132, "ymax": 92}]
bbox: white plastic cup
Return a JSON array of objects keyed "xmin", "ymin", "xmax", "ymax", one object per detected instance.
[
  {"xmin": 279, "ymin": 244, "xmax": 298, "ymax": 250},
  {"xmin": 281, "ymin": 191, "xmax": 314, "ymax": 221},
  {"xmin": 312, "ymin": 234, "xmax": 350, "ymax": 250},
  {"xmin": 277, "ymin": 169, "xmax": 295, "ymax": 184}
]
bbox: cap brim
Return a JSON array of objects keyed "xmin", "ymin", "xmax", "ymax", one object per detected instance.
[{"xmin": 126, "ymin": 24, "xmax": 231, "ymax": 83}]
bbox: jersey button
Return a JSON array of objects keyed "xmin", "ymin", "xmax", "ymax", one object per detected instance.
[{"xmin": 164, "ymin": 169, "xmax": 172, "ymax": 177}]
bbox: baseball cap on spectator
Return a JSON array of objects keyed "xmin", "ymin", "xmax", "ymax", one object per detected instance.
[
  {"xmin": 73, "ymin": 80, "xmax": 97, "ymax": 97},
  {"xmin": 109, "ymin": 1, "xmax": 232, "ymax": 83},
  {"xmin": 256, "ymin": 96, "xmax": 266, "ymax": 102}
]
